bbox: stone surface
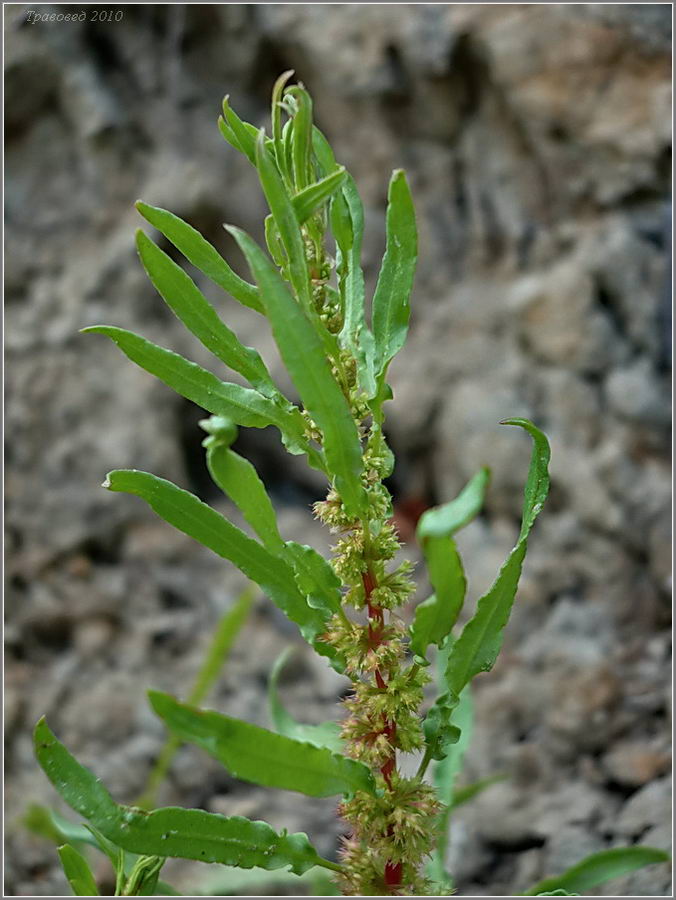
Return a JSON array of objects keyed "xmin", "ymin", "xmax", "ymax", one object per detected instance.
[{"xmin": 5, "ymin": 4, "xmax": 671, "ymax": 897}]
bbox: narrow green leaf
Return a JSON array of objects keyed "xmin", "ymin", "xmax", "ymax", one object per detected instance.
[
  {"xmin": 311, "ymin": 126, "xmax": 339, "ymax": 177},
  {"xmin": 417, "ymin": 467, "xmax": 491, "ymax": 540},
  {"xmin": 138, "ymin": 585, "xmax": 257, "ymax": 810},
  {"xmin": 203, "ymin": 424, "xmax": 284, "ymax": 553},
  {"xmin": 149, "ymin": 692, "xmax": 374, "ymax": 799},
  {"xmin": 410, "ymin": 468, "xmax": 490, "ymax": 661},
  {"xmin": 443, "ymin": 420, "xmax": 550, "ymax": 695},
  {"xmin": 268, "ymin": 648, "xmax": 344, "ymax": 753},
  {"xmin": 135, "ymin": 202, "xmax": 262, "ymax": 314},
  {"xmin": 371, "ymin": 169, "xmax": 417, "ymax": 375},
  {"xmin": 254, "ymin": 130, "xmax": 312, "ymax": 313},
  {"xmin": 189, "ymin": 587, "xmax": 256, "ymax": 706},
  {"xmin": 34, "ymin": 718, "xmax": 332, "ymax": 876},
  {"xmin": 84, "ymin": 824, "xmax": 125, "ymax": 892},
  {"xmin": 271, "ymin": 71, "xmax": 295, "ymax": 166},
  {"xmin": 450, "ymin": 774, "xmax": 506, "ymax": 810},
  {"xmin": 227, "ymin": 227, "xmax": 367, "ymax": 518},
  {"xmin": 217, "ymin": 114, "xmax": 242, "ymax": 155},
  {"xmin": 135, "ymin": 230, "xmax": 275, "ymax": 394},
  {"xmin": 80, "ymin": 326, "xmax": 307, "ymax": 454},
  {"xmin": 58, "ymin": 844, "xmax": 100, "ymax": 896},
  {"xmin": 124, "ymin": 855, "xmax": 165, "ymax": 897},
  {"xmin": 24, "ymin": 805, "xmax": 95, "ymax": 849},
  {"xmin": 336, "ymin": 173, "xmax": 377, "ymax": 399},
  {"xmin": 103, "ymin": 470, "xmax": 337, "ymax": 665},
  {"xmin": 523, "ymin": 846, "xmax": 671, "ymax": 896},
  {"xmin": 285, "ymin": 86, "xmax": 313, "ymax": 191},
  {"xmin": 282, "ymin": 541, "xmax": 343, "ymax": 618},
  {"xmin": 426, "ymin": 682, "xmax": 473, "ymax": 887},
  {"xmin": 292, "ymin": 168, "xmax": 347, "ymax": 225},
  {"xmin": 264, "ymin": 213, "xmax": 287, "ymax": 269},
  {"xmin": 221, "ymin": 96, "xmax": 257, "ymax": 165}
]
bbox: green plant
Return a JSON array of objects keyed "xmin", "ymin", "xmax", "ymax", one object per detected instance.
[{"xmin": 33, "ymin": 74, "xmax": 669, "ymax": 896}]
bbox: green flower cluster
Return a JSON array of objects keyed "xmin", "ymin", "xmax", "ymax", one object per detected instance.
[
  {"xmin": 337, "ymin": 773, "xmax": 443, "ymax": 896},
  {"xmin": 317, "ymin": 463, "xmax": 435, "ymax": 892}
]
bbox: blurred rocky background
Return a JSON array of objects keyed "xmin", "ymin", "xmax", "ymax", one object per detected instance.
[{"xmin": 5, "ymin": 3, "xmax": 671, "ymax": 896}]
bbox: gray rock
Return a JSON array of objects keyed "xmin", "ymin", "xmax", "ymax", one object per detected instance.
[{"xmin": 613, "ymin": 776, "xmax": 672, "ymax": 839}]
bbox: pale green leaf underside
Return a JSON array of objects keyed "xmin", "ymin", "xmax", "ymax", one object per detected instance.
[
  {"xmin": 268, "ymin": 648, "xmax": 344, "ymax": 753},
  {"xmin": 34, "ymin": 718, "xmax": 330, "ymax": 876},
  {"xmin": 149, "ymin": 691, "xmax": 373, "ymax": 798},
  {"xmin": 523, "ymin": 846, "xmax": 670, "ymax": 896}
]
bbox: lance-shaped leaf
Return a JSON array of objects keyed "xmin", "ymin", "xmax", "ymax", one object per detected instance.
[
  {"xmin": 371, "ymin": 169, "xmax": 417, "ymax": 376},
  {"xmin": 24, "ymin": 805, "xmax": 95, "ymax": 849},
  {"xmin": 103, "ymin": 470, "xmax": 339, "ymax": 667},
  {"xmin": 58, "ymin": 845, "xmax": 100, "ymax": 896},
  {"xmin": 336, "ymin": 172, "xmax": 377, "ymax": 399},
  {"xmin": 135, "ymin": 230, "xmax": 275, "ymax": 396},
  {"xmin": 220, "ymin": 96, "xmax": 258, "ymax": 165},
  {"xmin": 149, "ymin": 692, "xmax": 374, "ymax": 799},
  {"xmin": 81, "ymin": 326, "xmax": 308, "ymax": 455},
  {"xmin": 282, "ymin": 541, "xmax": 343, "ymax": 618},
  {"xmin": 254, "ymin": 131, "xmax": 312, "ymax": 313},
  {"xmin": 271, "ymin": 70, "xmax": 295, "ymax": 183},
  {"xmin": 450, "ymin": 774, "xmax": 506, "ymax": 810},
  {"xmin": 292, "ymin": 168, "xmax": 347, "ymax": 225},
  {"xmin": 285, "ymin": 86, "xmax": 313, "ymax": 191},
  {"xmin": 34, "ymin": 719, "xmax": 334, "ymax": 876},
  {"xmin": 135, "ymin": 202, "xmax": 262, "ymax": 314},
  {"xmin": 311, "ymin": 125, "xmax": 338, "ymax": 177},
  {"xmin": 443, "ymin": 420, "xmax": 550, "ymax": 696},
  {"xmin": 268, "ymin": 648, "xmax": 344, "ymax": 753},
  {"xmin": 203, "ymin": 420, "xmax": 284, "ymax": 554},
  {"xmin": 410, "ymin": 467, "xmax": 490, "ymax": 661},
  {"xmin": 523, "ymin": 846, "xmax": 670, "ymax": 896},
  {"xmin": 227, "ymin": 227, "xmax": 367, "ymax": 518},
  {"xmin": 139, "ymin": 583, "xmax": 257, "ymax": 811},
  {"xmin": 123, "ymin": 855, "xmax": 165, "ymax": 897}
]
